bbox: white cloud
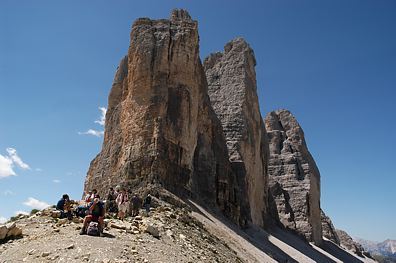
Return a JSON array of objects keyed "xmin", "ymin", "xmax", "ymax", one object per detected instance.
[
  {"xmin": 94, "ymin": 107, "xmax": 107, "ymax": 126},
  {"xmin": 23, "ymin": 197, "xmax": 50, "ymax": 210},
  {"xmin": 6, "ymin": 148, "xmax": 30, "ymax": 170},
  {"xmin": 35, "ymin": 168, "xmax": 43, "ymax": 172},
  {"xmin": 0, "ymin": 216, "xmax": 7, "ymax": 224},
  {"xmin": 14, "ymin": 210, "xmax": 29, "ymax": 216},
  {"xmin": 53, "ymin": 179, "xmax": 61, "ymax": 183},
  {"xmin": 0, "ymin": 154, "xmax": 16, "ymax": 178},
  {"xmin": 78, "ymin": 129, "xmax": 104, "ymax": 137},
  {"xmin": 79, "ymin": 107, "xmax": 106, "ymax": 137},
  {"xmin": 0, "ymin": 148, "xmax": 31, "ymax": 178}
]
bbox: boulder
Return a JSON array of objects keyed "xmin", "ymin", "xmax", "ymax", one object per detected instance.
[
  {"xmin": 2, "ymin": 222, "xmax": 23, "ymax": 239},
  {"xmin": 145, "ymin": 225, "xmax": 160, "ymax": 238},
  {"xmin": 0, "ymin": 225, "xmax": 8, "ymax": 240},
  {"xmin": 56, "ymin": 218, "xmax": 68, "ymax": 226},
  {"xmin": 109, "ymin": 222, "xmax": 126, "ymax": 230},
  {"xmin": 51, "ymin": 210, "xmax": 61, "ymax": 218}
]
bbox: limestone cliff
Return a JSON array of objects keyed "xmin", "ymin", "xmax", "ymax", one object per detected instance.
[
  {"xmin": 321, "ymin": 210, "xmax": 340, "ymax": 245},
  {"xmin": 265, "ymin": 109, "xmax": 322, "ymax": 245},
  {"xmin": 336, "ymin": 229, "xmax": 365, "ymax": 257},
  {"xmin": 204, "ymin": 38, "xmax": 269, "ymax": 227},
  {"xmin": 85, "ymin": 9, "xmax": 246, "ymax": 225}
]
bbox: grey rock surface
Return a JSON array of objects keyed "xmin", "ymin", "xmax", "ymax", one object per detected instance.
[
  {"xmin": 321, "ymin": 210, "xmax": 340, "ymax": 245},
  {"xmin": 336, "ymin": 229, "xmax": 365, "ymax": 256},
  {"xmin": 0, "ymin": 222, "xmax": 23, "ymax": 241},
  {"xmin": 265, "ymin": 109, "xmax": 322, "ymax": 245},
  {"xmin": 204, "ymin": 38, "xmax": 269, "ymax": 227}
]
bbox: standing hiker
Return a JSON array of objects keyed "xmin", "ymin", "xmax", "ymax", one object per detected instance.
[
  {"xmin": 131, "ymin": 194, "xmax": 141, "ymax": 217},
  {"xmin": 106, "ymin": 187, "xmax": 118, "ymax": 214},
  {"xmin": 143, "ymin": 194, "xmax": 152, "ymax": 215},
  {"xmin": 116, "ymin": 188, "xmax": 129, "ymax": 220}
]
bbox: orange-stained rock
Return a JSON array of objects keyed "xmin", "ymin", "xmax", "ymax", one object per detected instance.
[{"xmin": 84, "ymin": 9, "xmax": 247, "ymax": 226}]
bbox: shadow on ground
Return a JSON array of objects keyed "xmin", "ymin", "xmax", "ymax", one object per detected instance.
[{"xmin": 188, "ymin": 199, "xmax": 366, "ymax": 263}]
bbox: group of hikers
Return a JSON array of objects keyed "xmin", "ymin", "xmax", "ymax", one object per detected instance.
[{"xmin": 56, "ymin": 186, "xmax": 152, "ymax": 237}]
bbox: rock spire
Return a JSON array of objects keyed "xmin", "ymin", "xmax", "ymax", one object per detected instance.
[
  {"xmin": 84, "ymin": 9, "xmax": 248, "ymax": 225},
  {"xmin": 204, "ymin": 38, "xmax": 269, "ymax": 227},
  {"xmin": 265, "ymin": 109, "xmax": 322, "ymax": 245}
]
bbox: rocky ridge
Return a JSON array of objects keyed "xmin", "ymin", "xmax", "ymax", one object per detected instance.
[
  {"xmin": 0, "ymin": 204, "xmax": 242, "ymax": 263},
  {"xmin": 355, "ymin": 238, "xmax": 396, "ymax": 261},
  {"xmin": 336, "ymin": 229, "xmax": 365, "ymax": 257}
]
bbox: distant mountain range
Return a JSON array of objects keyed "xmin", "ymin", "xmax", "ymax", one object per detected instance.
[{"xmin": 355, "ymin": 238, "xmax": 396, "ymax": 259}]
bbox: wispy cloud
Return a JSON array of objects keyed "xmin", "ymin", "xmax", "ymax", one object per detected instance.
[
  {"xmin": 35, "ymin": 168, "xmax": 43, "ymax": 172},
  {"xmin": 53, "ymin": 179, "xmax": 61, "ymax": 183},
  {"xmin": 94, "ymin": 107, "xmax": 107, "ymax": 126},
  {"xmin": 14, "ymin": 210, "xmax": 29, "ymax": 216},
  {"xmin": 0, "ymin": 216, "xmax": 7, "ymax": 224},
  {"xmin": 78, "ymin": 129, "xmax": 104, "ymax": 137},
  {"xmin": 6, "ymin": 148, "xmax": 30, "ymax": 170},
  {"xmin": 0, "ymin": 148, "xmax": 30, "ymax": 178},
  {"xmin": 79, "ymin": 107, "xmax": 107, "ymax": 137},
  {"xmin": 23, "ymin": 197, "xmax": 50, "ymax": 210},
  {"xmin": 3, "ymin": 190, "xmax": 15, "ymax": 196}
]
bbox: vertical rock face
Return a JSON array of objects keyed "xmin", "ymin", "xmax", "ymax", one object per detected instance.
[
  {"xmin": 321, "ymin": 210, "xmax": 340, "ymax": 244},
  {"xmin": 265, "ymin": 109, "xmax": 322, "ymax": 245},
  {"xmin": 204, "ymin": 38, "xmax": 269, "ymax": 227},
  {"xmin": 85, "ymin": 9, "xmax": 246, "ymax": 225}
]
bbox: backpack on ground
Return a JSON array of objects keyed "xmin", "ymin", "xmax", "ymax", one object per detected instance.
[{"xmin": 87, "ymin": 221, "xmax": 100, "ymax": 236}]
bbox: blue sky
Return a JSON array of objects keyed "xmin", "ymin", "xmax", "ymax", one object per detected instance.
[{"xmin": 1, "ymin": 0, "xmax": 395, "ymax": 242}]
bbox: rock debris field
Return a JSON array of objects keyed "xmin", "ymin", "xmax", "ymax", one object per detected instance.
[{"xmin": 0, "ymin": 205, "xmax": 242, "ymax": 263}]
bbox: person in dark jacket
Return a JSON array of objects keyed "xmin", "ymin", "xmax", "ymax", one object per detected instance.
[
  {"xmin": 56, "ymin": 194, "xmax": 72, "ymax": 220},
  {"xmin": 80, "ymin": 194, "xmax": 105, "ymax": 236},
  {"xmin": 143, "ymin": 194, "xmax": 152, "ymax": 214},
  {"xmin": 105, "ymin": 187, "xmax": 118, "ymax": 213},
  {"xmin": 131, "ymin": 194, "xmax": 141, "ymax": 217}
]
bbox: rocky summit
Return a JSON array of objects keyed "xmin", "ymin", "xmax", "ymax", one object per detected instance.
[{"xmin": 0, "ymin": 8, "xmax": 379, "ymax": 263}]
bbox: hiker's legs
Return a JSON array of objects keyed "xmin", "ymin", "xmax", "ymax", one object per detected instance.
[
  {"xmin": 80, "ymin": 215, "xmax": 92, "ymax": 235},
  {"xmin": 98, "ymin": 216, "xmax": 104, "ymax": 232},
  {"xmin": 118, "ymin": 210, "xmax": 124, "ymax": 220},
  {"xmin": 83, "ymin": 215, "xmax": 92, "ymax": 229}
]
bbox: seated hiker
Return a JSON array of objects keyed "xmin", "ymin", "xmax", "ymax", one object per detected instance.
[
  {"xmin": 84, "ymin": 189, "xmax": 97, "ymax": 205},
  {"xmin": 56, "ymin": 194, "xmax": 73, "ymax": 220},
  {"xmin": 74, "ymin": 204, "xmax": 89, "ymax": 218},
  {"xmin": 116, "ymin": 188, "xmax": 129, "ymax": 220},
  {"xmin": 84, "ymin": 190, "xmax": 93, "ymax": 204},
  {"xmin": 105, "ymin": 187, "xmax": 118, "ymax": 214},
  {"xmin": 80, "ymin": 194, "xmax": 105, "ymax": 236}
]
